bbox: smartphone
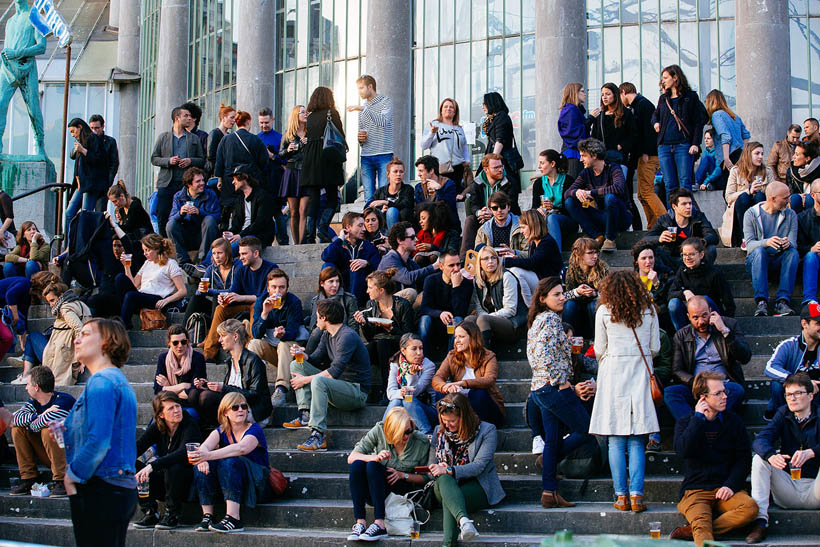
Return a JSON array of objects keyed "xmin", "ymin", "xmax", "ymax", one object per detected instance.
[{"xmin": 414, "ymin": 466, "xmax": 430, "ymax": 473}]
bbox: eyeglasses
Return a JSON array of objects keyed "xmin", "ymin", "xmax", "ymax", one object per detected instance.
[
  {"xmin": 786, "ymin": 391, "xmax": 808, "ymax": 400},
  {"xmin": 681, "ymin": 253, "xmax": 700, "ymax": 259},
  {"xmin": 489, "ymin": 205, "xmax": 507, "ymax": 211},
  {"xmin": 480, "ymin": 256, "xmax": 498, "ymax": 262},
  {"xmin": 403, "ymin": 428, "xmax": 413, "ymax": 436},
  {"xmin": 170, "ymin": 339, "xmax": 189, "ymax": 346},
  {"xmin": 230, "ymin": 403, "xmax": 249, "ymax": 411},
  {"xmin": 707, "ymin": 390, "xmax": 727, "ymax": 398}
]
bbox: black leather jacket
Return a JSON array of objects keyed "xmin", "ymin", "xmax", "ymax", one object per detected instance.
[
  {"xmin": 671, "ymin": 319, "xmax": 751, "ymax": 388},
  {"xmin": 222, "ymin": 348, "xmax": 272, "ymax": 423}
]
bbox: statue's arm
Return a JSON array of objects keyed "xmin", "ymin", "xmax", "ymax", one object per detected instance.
[{"xmin": 10, "ymin": 30, "xmax": 47, "ymax": 59}]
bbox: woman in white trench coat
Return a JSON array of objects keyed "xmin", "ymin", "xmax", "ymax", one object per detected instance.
[{"xmin": 589, "ymin": 270, "xmax": 660, "ymax": 514}]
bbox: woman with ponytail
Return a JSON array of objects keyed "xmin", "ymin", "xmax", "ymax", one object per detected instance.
[
  {"xmin": 531, "ymin": 149, "xmax": 577, "ymax": 253},
  {"xmin": 116, "ymin": 234, "xmax": 187, "ymax": 329},
  {"xmin": 107, "ymin": 180, "xmax": 154, "ymax": 270}
]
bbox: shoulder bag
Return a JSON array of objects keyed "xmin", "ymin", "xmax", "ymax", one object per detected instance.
[
  {"xmin": 501, "ymin": 134, "xmax": 525, "ymax": 172},
  {"xmin": 322, "ymin": 111, "xmax": 347, "ymax": 164},
  {"xmin": 139, "ymin": 309, "xmax": 167, "ymax": 331},
  {"xmin": 631, "ymin": 326, "xmax": 664, "ymax": 405},
  {"xmin": 234, "ymin": 131, "xmax": 265, "ymax": 174}
]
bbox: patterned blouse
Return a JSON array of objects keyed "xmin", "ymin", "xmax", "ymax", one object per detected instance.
[{"xmin": 526, "ymin": 310, "xmax": 573, "ymax": 390}]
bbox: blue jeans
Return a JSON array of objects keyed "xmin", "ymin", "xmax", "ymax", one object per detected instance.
[
  {"xmin": 745, "ymin": 247, "xmax": 799, "ymax": 302},
  {"xmin": 65, "ymin": 191, "xmax": 102, "ymax": 241},
  {"xmin": 668, "ymin": 295, "xmax": 719, "ymax": 332},
  {"xmin": 564, "ymin": 195, "xmax": 631, "ymax": 241},
  {"xmin": 607, "ymin": 435, "xmax": 645, "ymax": 497},
  {"xmin": 767, "ymin": 380, "xmax": 786, "ymax": 415},
  {"xmin": 658, "ymin": 143, "xmax": 694, "ymax": 206},
  {"xmin": 790, "ymin": 194, "xmax": 815, "ymax": 215},
  {"xmin": 3, "ymin": 260, "xmax": 40, "ymax": 280},
  {"xmin": 562, "ymin": 298, "xmax": 597, "ymax": 339},
  {"xmin": 804, "ymin": 251, "xmax": 820, "ymax": 304},
  {"xmin": 528, "ymin": 386, "xmax": 591, "ymax": 491},
  {"xmin": 23, "ymin": 331, "xmax": 48, "ymax": 364},
  {"xmin": 385, "ymin": 207, "xmax": 401, "ymax": 228},
  {"xmin": 418, "ymin": 314, "xmax": 462, "ymax": 354},
  {"xmin": 664, "ymin": 382, "xmax": 745, "ymax": 421},
  {"xmin": 386, "ymin": 397, "xmax": 438, "ymax": 434},
  {"xmin": 545, "ymin": 213, "xmax": 577, "ymax": 254},
  {"xmin": 360, "ymin": 153, "xmax": 393, "ymax": 203},
  {"xmin": 467, "ymin": 389, "xmax": 504, "ymax": 427},
  {"xmin": 194, "ymin": 457, "xmax": 247, "ymax": 505}
]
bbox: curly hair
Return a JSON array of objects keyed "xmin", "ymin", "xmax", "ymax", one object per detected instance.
[
  {"xmin": 598, "ymin": 270, "xmax": 655, "ymax": 329},
  {"xmin": 565, "ymin": 238, "xmax": 609, "ymax": 291}
]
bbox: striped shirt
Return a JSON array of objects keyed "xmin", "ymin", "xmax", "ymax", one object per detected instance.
[
  {"xmin": 359, "ymin": 94, "xmax": 394, "ymax": 157},
  {"xmin": 12, "ymin": 392, "xmax": 76, "ymax": 432}
]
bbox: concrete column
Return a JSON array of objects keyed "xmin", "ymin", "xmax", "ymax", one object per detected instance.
[
  {"xmin": 153, "ymin": 0, "xmax": 189, "ymax": 142},
  {"xmin": 108, "ymin": 0, "xmax": 120, "ymax": 29},
  {"xmin": 735, "ymin": 0, "xmax": 790, "ymax": 150},
  {"xmin": 115, "ymin": 0, "xmax": 140, "ymax": 192},
  {"xmin": 535, "ymin": 0, "xmax": 587, "ymax": 152},
  {"xmin": 236, "ymin": 0, "xmax": 275, "ymax": 131},
  {"xmin": 365, "ymin": 0, "xmax": 412, "ymax": 163}
]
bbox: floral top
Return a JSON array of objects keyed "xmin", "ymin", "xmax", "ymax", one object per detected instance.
[{"xmin": 526, "ymin": 310, "xmax": 572, "ymax": 390}]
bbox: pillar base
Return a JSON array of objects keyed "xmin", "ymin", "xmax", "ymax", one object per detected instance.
[{"xmin": 0, "ymin": 155, "xmax": 58, "ymax": 236}]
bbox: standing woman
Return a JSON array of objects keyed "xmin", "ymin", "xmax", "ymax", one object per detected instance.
[
  {"xmin": 4, "ymin": 222, "xmax": 49, "ymax": 279},
  {"xmin": 301, "ymin": 86, "xmax": 346, "ymax": 243},
  {"xmin": 557, "ymin": 82, "xmax": 588, "ymax": 180},
  {"xmin": 65, "ymin": 118, "xmax": 107, "ymax": 237},
  {"xmin": 279, "ymin": 105, "xmax": 309, "ymax": 244},
  {"xmin": 64, "ymin": 318, "xmax": 137, "ymax": 546},
  {"xmin": 589, "ymin": 271, "xmax": 660, "ymax": 514},
  {"xmin": 504, "ymin": 209, "xmax": 563, "ymax": 302},
  {"xmin": 705, "ymin": 89, "xmax": 750, "ymax": 190},
  {"xmin": 562, "ymin": 237, "xmax": 609, "ymax": 338},
  {"xmin": 482, "ymin": 92, "xmax": 521, "ymax": 213},
  {"xmin": 531, "ymin": 149, "xmax": 577, "ymax": 253},
  {"xmin": 589, "ymin": 82, "xmax": 636, "ymax": 178},
  {"xmin": 421, "ymin": 98, "xmax": 472, "ymax": 190},
  {"xmin": 719, "ymin": 142, "xmax": 773, "ymax": 248},
  {"xmin": 208, "ymin": 104, "xmax": 236, "ymax": 171},
  {"xmin": 651, "ymin": 65, "xmax": 708, "ymax": 200}
]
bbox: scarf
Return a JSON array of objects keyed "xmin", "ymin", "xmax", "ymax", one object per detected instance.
[
  {"xmin": 799, "ymin": 156, "xmax": 820, "ymax": 179},
  {"xmin": 51, "ymin": 290, "xmax": 80, "ymax": 317},
  {"xmin": 435, "ymin": 427, "xmax": 477, "ymax": 467},
  {"xmin": 396, "ymin": 354, "xmax": 422, "ymax": 387},
  {"xmin": 481, "ymin": 113, "xmax": 496, "ymax": 137},
  {"xmin": 165, "ymin": 344, "xmax": 193, "ymax": 386}
]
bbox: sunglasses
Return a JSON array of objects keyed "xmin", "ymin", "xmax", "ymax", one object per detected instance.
[
  {"xmin": 230, "ymin": 403, "xmax": 249, "ymax": 411},
  {"xmin": 170, "ymin": 339, "xmax": 189, "ymax": 346},
  {"xmin": 438, "ymin": 401, "xmax": 456, "ymax": 410},
  {"xmin": 489, "ymin": 205, "xmax": 506, "ymax": 211}
]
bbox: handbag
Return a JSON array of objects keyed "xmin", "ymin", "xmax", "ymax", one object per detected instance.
[
  {"xmin": 267, "ymin": 467, "xmax": 288, "ymax": 496},
  {"xmin": 384, "ymin": 492, "xmax": 415, "ymax": 536},
  {"xmin": 631, "ymin": 327, "xmax": 664, "ymax": 404},
  {"xmin": 139, "ymin": 309, "xmax": 167, "ymax": 331},
  {"xmin": 501, "ymin": 134, "xmax": 524, "ymax": 172},
  {"xmin": 322, "ymin": 111, "xmax": 347, "ymax": 164}
]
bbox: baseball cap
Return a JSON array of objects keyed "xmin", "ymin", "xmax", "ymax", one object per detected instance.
[{"xmin": 801, "ymin": 302, "xmax": 820, "ymax": 321}]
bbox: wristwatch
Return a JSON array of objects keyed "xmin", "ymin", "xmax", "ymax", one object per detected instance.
[
  {"xmin": 446, "ymin": 466, "xmax": 454, "ymax": 475},
  {"xmin": 404, "ymin": 473, "xmax": 409, "ymax": 480}
]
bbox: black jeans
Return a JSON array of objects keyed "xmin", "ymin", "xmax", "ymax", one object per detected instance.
[
  {"xmin": 366, "ymin": 337, "xmax": 400, "ymax": 395},
  {"xmin": 135, "ymin": 460, "xmax": 193, "ymax": 515},
  {"xmin": 70, "ymin": 477, "xmax": 137, "ymax": 547},
  {"xmin": 306, "ymin": 187, "xmax": 339, "ymax": 243},
  {"xmin": 349, "ymin": 460, "xmax": 414, "ymax": 520},
  {"xmin": 184, "ymin": 292, "xmax": 217, "ymax": 325},
  {"xmin": 155, "ymin": 182, "xmax": 183, "ymax": 238}
]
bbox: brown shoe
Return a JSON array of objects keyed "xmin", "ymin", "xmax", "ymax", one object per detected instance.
[
  {"xmin": 613, "ymin": 495, "xmax": 630, "ymax": 511},
  {"xmin": 669, "ymin": 524, "xmax": 693, "ymax": 541},
  {"xmin": 745, "ymin": 522, "xmax": 767, "ymax": 544},
  {"xmin": 630, "ymin": 495, "xmax": 646, "ymax": 513},
  {"xmin": 601, "ymin": 239, "xmax": 617, "ymax": 252},
  {"xmin": 541, "ymin": 490, "xmax": 576, "ymax": 508},
  {"xmin": 594, "ymin": 235, "xmax": 605, "ymax": 246}
]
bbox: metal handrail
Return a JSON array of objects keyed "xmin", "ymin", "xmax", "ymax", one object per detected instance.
[{"xmin": 10, "ymin": 183, "xmax": 72, "ymax": 202}]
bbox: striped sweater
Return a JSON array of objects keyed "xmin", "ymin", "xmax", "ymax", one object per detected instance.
[
  {"xmin": 359, "ymin": 94, "xmax": 394, "ymax": 156},
  {"xmin": 12, "ymin": 391, "xmax": 76, "ymax": 432}
]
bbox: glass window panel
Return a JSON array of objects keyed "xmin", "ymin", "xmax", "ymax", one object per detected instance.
[
  {"xmin": 698, "ymin": 20, "xmax": 718, "ymax": 96},
  {"xmin": 296, "ymin": 68, "xmax": 307, "ymax": 107},
  {"xmin": 487, "ymin": 38, "xmax": 504, "ymax": 92},
  {"xmin": 641, "ymin": 0, "xmax": 657, "ymax": 22},
  {"xmin": 440, "ymin": 0, "xmax": 454, "ymax": 42},
  {"xmin": 810, "ymin": 17, "xmax": 820, "ymax": 113},
  {"xmin": 660, "ymin": 22, "xmax": 679, "ymax": 67},
  {"xmin": 603, "ymin": 26, "xmax": 621, "ymax": 84},
  {"xmin": 440, "ymin": 44, "xmax": 455, "ymax": 100},
  {"xmin": 504, "ymin": 37, "xmax": 521, "ymax": 110},
  {"xmin": 360, "ymin": 0, "xmax": 367, "ymax": 56},
  {"xmin": 521, "ymin": 34, "xmax": 535, "ymax": 174},
  {"xmin": 717, "ymin": 0, "xmax": 734, "ymax": 18},
  {"xmin": 310, "ymin": 0, "xmax": 322, "ymax": 63},
  {"xmin": 522, "ymin": 0, "xmax": 535, "ymax": 34},
  {"xmin": 333, "ymin": 60, "xmax": 345, "ymax": 106},
  {"xmin": 812, "ymin": 0, "xmax": 820, "ymax": 14},
  {"xmin": 320, "ymin": 0, "xmax": 333, "ymax": 63},
  {"xmin": 718, "ymin": 19, "xmax": 736, "ymax": 104},
  {"xmin": 297, "ymin": 0, "xmax": 308, "ymax": 65},
  {"xmin": 641, "ymin": 23, "xmax": 660, "ymax": 94},
  {"xmin": 414, "ymin": 48, "xmax": 425, "ymax": 157},
  {"xmin": 455, "ymin": 42, "xmax": 471, "ymax": 119},
  {"xmin": 622, "ymin": 0, "xmax": 639, "ymax": 24},
  {"xmin": 603, "ymin": 0, "xmax": 619, "ymax": 25},
  {"xmin": 506, "ymin": 0, "xmax": 522, "ymax": 35},
  {"xmin": 791, "ymin": 16, "xmax": 810, "ymax": 116},
  {"xmin": 333, "ymin": 0, "xmax": 346, "ymax": 60},
  {"xmin": 487, "ymin": 0, "xmax": 503, "ymax": 36},
  {"xmin": 587, "ymin": 0, "xmax": 602, "ymax": 26},
  {"xmin": 424, "ymin": 48, "xmax": 439, "ymax": 147},
  {"xmin": 283, "ymin": 70, "xmax": 295, "ymax": 110},
  {"xmin": 622, "ymin": 26, "xmax": 640, "ymax": 87},
  {"xmin": 473, "ymin": 0, "xmax": 487, "ymax": 40},
  {"xmin": 587, "ymin": 27, "xmax": 602, "ymax": 95},
  {"xmin": 425, "ymin": 0, "xmax": 439, "ymax": 46},
  {"xmin": 455, "ymin": 0, "xmax": 471, "ymax": 41},
  {"xmin": 416, "ymin": 0, "xmax": 424, "ymax": 47},
  {"xmin": 791, "ymin": 0, "xmax": 806, "ymax": 15},
  {"xmin": 345, "ymin": 58, "xmax": 360, "ymax": 177},
  {"xmin": 661, "ymin": 0, "xmax": 676, "ymax": 21},
  {"xmin": 699, "ymin": 0, "xmax": 715, "ymax": 18},
  {"xmin": 680, "ymin": 0, "xmax": 697, "ymax": 20},
  {"xmin": 471, "ymin": 40, "xmax": 487, "ymax": 128},
  {"xmin": 680, "ymin": 21, "xmax": 698, "ymax": 88},
  {"xmin": 308, "ymin": 66, "xmax": 319, "ymax": 98},
  {"xmin": 347, "ymin": 0, "xmax": 360, "ymax": 58},
  {"xmin": 286, "ymin": 0, "xmax": 297, "ymax": 68},
  {"xmin": 43, "ymin": 85, "xmax": 63, "ymax": 162}
]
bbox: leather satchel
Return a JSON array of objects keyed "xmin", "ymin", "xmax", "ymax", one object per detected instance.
[
  {"xmin": 268, "ymin": 467, "xmax": 288, "ymax": 496},
  {"xmin": 631, "ymin": 327, "xmax": 664, "ymax": 405},
  {"xmin": 322, "ymin": 111, "xmax": 347, "ymax": 164},
  {"xmin": 139, "ymin": 309, "xmax": 167, "ymax": 331}
]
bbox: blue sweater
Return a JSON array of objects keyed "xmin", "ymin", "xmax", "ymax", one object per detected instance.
[
  {"xmin": 252, "ymin": 291, "xmax": 304, "ymax": 341},
  {"xmin": 169, "ymin": 187, "xmax": 221, "ymax": 221},
  {"xmin": 711, "ymin": 110, "xmax": 751, "ymax": 163},
  {"xmin": 378, "ymin": 249, "xmax": 437, "ymax": 291},
  {"xmin": 229, "ymin": 259, "xmax": 278, "ymax": 297},
  {"xmin": 695, "ymin": 147, "xmax": 721, "ymax": 187},
  {"xmin": 503, "ymin": 236, "xmax": 563, "ymax": 279},
  {"xmin": 321, "ymin": 238, "xmax": 380, "ymax": 288}
]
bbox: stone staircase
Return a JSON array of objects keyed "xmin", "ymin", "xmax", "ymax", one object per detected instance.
[{"xmin": 0, "ymin": 230, "xmax": 820, "ymax": 546}]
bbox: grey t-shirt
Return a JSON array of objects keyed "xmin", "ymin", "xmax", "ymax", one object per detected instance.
[{"xmin": 759, "ymin": 207, "xmax": 779, "ymax": 238}]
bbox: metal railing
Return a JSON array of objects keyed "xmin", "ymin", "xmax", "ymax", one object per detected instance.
[{"xmin": 10, "ymin": 183, "xmax": 73, "ymax": 253}]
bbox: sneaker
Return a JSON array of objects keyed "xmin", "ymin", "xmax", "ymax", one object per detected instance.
[
  {"xmin": 282, "ymin": 410, "xmax": 310, "ymax": 429},
  {"xmin": 297, "ymin": 430, "xmax": 327, "ymax": 452},
  {"xmin": 271, "ymin": 386, "xmax": 288, "ymax": 408},
  {"xmin": 763, "ymin": 409, "xmax": 776, "ymax": 422},
  {"xmin": 9, "ymin": 478, "xmax": 36, "ymax": 496},
  {"xmin": 531, "ymin": 435, "xmax": 545, "ymax": 454},
  {"xmin": 210, "ymin": 514, "xmax": 244, "ymax": 533},
  {"xmin": 774, "ymin": 300, "xmax": 796, "ymax": 317},
  {"xmin": 754, "ymin": 300, "xmax": 769, "ymax": 317},
  {"xmin": 10, "ymin": 374, "xmax": 27, "ymax": 385},
  {"xmin": 49, "ymin": 481, "xmax": 67, "ymax": 498},
  {"xmin": 645, "ymin": 439, "xmax": 662, "ymax": 454},
  {"xmin": 741, "ymin": 240, "xmax": 747, "ymax": 251},
  {"xmin": 181, "ymin": 263, "xmax": 206, "ymax": 279},
  {"xmin": 195, "ymin": 513, "xmax": 213, "ymax": 532},
  {"xmin": 6, "ymin": 356, "xmax": 23, "ymax": 368},
  {"xmin": 155, "ymin": 512, "xmax": 179, "ymax": 530},
  {"xmin": 601, "ymin": 239, "xmax": 617, "ymax": 252},
  {"xmin": 358, "ymin": 523, "xmax": 387, "ymax": 541},
  {"xmin": 459, "ymin": 518, "xmax": 479, "ymax": 541},
  {"xmin": 347, "ymin": 522, "xmax": 366, "ymax": 541},
  {"xmin": 133, "ymin": 511, "xmax": 160, "ymax": 529}
]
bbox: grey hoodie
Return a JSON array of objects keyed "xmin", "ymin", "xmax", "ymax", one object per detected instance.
[{"xmin": 742, "ymin": 201, "xmax": 797, "ymax": 253}]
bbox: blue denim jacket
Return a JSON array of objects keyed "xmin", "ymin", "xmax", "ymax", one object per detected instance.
[
  {"xmin": 65, "ymin": 367, "xmax": 137, "ymax": 483},
  {"xmin": 711, "ymin": 110, "xmax": 750, "ymax": 163}
]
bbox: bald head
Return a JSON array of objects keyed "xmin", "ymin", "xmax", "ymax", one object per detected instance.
[
  {"xmin": 765, "ymin": 181, "xmax": 790, "ymax": 212},
  {"xmin": 687, "ymin": 296, "xmax": 712, "ymax": 333}
]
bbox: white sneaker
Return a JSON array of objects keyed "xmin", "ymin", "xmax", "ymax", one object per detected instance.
[
  {"xmin": 531, "ymin": 435, "xmax": 545, "ymax": 454},
  {"xmin": 459, "ymin": 518, "xmax": 479, "ymax": 541},
  {"xmin": 10, "ymin": 374, "xmax": 27, "ymax": 385}
]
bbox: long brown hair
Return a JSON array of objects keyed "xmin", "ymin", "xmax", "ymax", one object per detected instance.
[
  {"xmin": 448, "ymin": 321, "xmax": 486, "ymax": 373},
  {"xmin": 436, "ymin": 98, "xmax": 461, "ymax": 125},
  {"xmin": 527, "ymin": 276, "xmax": 563, "ymax": 328},
  {"xmin": 565, "ymin": 238, "xmax": 609, "ymax": 291},
  {"xmin": 307, "ymin": 86, "xmax": 336, "ymax": 112},
  {"xmin": 16, "ymin": 221, "xmax": 38, "ymax": 246},
  {"xmin": 704, "ymin": 89, "xmax": 737, "ymax": 120},
  {"xmin": 318, "ymin": 266, "xmax": 343, "ymax": 295},
  {"xmin": 107, "ymin": 180, "xmax": 130, "ymax": 201},
  {"xmin": 736, "ymin": 141, "xmax": 767, "ymax": 183},
  {"xmin": 598, "ymin": 270, "xmax": 655, "ymax": 329},
  {"xmin": 560, "ymin": 82, "xmax": 584, "ymax": 109},
  {"xmin": 600, "ymin": 82, "xmax": 626, "ymax": 128},
  {"xmin": 437, "ymin": 393, "xmax": 481, "ymax": 440},
  {"xmin": 152, "ymin": 392, "xmax": 183, "ymax": 435}
]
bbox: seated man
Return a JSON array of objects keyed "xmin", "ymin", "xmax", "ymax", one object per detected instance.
[
  {"xmin": 474, "ymin": 191, "xmax": 529, "ymax": 257},
  {"xmin": 226, "ymin": 165, "xmax": 277, "ymax": 248},
  {"xmin": 764, "ymin": 302, "xmax": 820, "ymax": 420},
  {"xmin": 418, "ymin": 250, "xmax": 474, "ymax": 353},
  {"xmin": 747, "ymin": 372, "xmax": 820, "ymax": 544},
  {"xmin": 10, "ymin": 366, "xmax": 75, "ymax": 497},
  {"xmin": 796, "ymin": 179, "xmax": 820, "ymax": 304},
  {"xmin": 202, "ymin": 236, "xmax": 277, "ymax": 361},
  {"xmin": 414, "ymin": 155, "xmax": 458, "ymax": 230},
  {"xmin": 321, "ymin": 212, "xmax": 380, "ymax": 305},
  {"xmin": 166, "ymin": 167, "xmax": 220, "ymax": 265},
  {"xmin": 378, "ymin": 221, "xmax": 440, "ymax": 305},
  {"xmin": 665, "ymin": 296, "xmax": 750, "ymax": 420},
  {"xmin": 640, "ymin": 187, "xmax": 718, "ymax": 270},
  {"xmin": 563, "ymin": 138, "xmax": 632, "ymax": 252},
  {"xmin": 248, "ymin": 269, "xmax": 305, "ymax": 408},
  {"xmin": 460, "ymin": 154, "xmax": 513, "ymax": 258},
  {"xmin": 670, "ymin": 371, "xmax": 758, "ymax": 545},
  {"xmin": 744, "ymin": 181, "xmax": 799, "ymax": 317},
  {"xmin": 283, "ymin": 299, "xmax": 370, "ymax": 452}
]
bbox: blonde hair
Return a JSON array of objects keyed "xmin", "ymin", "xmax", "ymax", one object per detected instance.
[
  {"xmin": 216, "ymin": 318, "xmax": 249, "ymax": 347},
  {"xmin": 704, "ymin": 89, "xmax": 737, "ymax": 121},
  {"xmin": 383, "ymin": 406, "xmax": 414, "ymax": 446},
  {"xmin": 560, "ymin": 82, "xmax": 584, "ymax": 109},
  {"xmin": 284, "ymin": 105, "xmax": 305, "ymax": 142},
  {"xmin": 476, "ymin": 245, "xmax": 504, "ymax": 289},
  {"xmin": 140, "ymin": 234, "xmax": 174, "ymax": 266},
  {"xmin": 565, "ymin": 237, "xmax": 609, "ymax": 291},
  {"xmin": 217, "ymin": 392, "xmax": 253, "ymax": 433}
]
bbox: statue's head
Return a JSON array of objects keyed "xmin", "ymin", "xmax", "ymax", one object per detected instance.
[{"xmin": 15, "ymin": 0, "xmax": 30, "ymax": 9}]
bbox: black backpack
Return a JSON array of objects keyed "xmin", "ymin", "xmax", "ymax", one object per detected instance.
[
  {"xmin": 557, "ymin": 435, "xmax": 605, "ymax": 479},
  {"xmin": 65, "ymin": 211, "xmax": 115, "ymax": 288}
]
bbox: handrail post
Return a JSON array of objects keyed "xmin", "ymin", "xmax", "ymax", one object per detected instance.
[{"xmin": 55, "ymin": 44, "xmax": 71, "ymax": 254}]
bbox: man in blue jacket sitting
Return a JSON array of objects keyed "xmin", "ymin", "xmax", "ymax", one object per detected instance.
[
  {"xmin": 166, "ymin": 167, "xmax": 221, "ymax": 265},
  {"xmin": 321, "ymin": 212, "xmax": 380, "ymax": 305}
]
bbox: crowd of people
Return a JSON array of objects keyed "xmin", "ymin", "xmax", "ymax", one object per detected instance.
[{"xmin": 4, "ymin": 65, "xmax": 820, "ymax": 546}]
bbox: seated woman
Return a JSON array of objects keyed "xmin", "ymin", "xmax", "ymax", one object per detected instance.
[
  {"xmin": 190, "ymin": 392, "xmax": 271, "ymax": 533},
  {"xmin": 667, "ymin": 237, "xmax": 735, "ymax": 332},
  {"xmin": 720, "ymin": 142, "xmax": 774, "ymax": 247},
  {"xmin": 432, "ymin": 321, "xmax": 505, "ymax": 426},
  {"xmin": 345, "ymin": 406, "xmax": 429, "ymax": 541},
  {"xmin": 415, "ymin": 201, "xmax": 460, "ymax": 268},
  {"xmin": 384, "ymin": 333, "xmax": 437, "ymax": 434},
  {"xmin": 562, "ymin": 237, "xmax": 609, "ymax": 338},
  {"xmin": 154, "ymin": 325, "xmax": 207, "ymax": 403},
  {"xmin": 631, "ymin": 241, "xmax": 672, "ymax": 324},
  {"xmin": 353, "ymin": 269, "xmax": 414, "ymax": 403},
  {"xmin": 366, "ymin": 158, "xmax": 415, "ymax": 227},
  {"xmin": 116, "ymin": 234, "xmax": 187, "ymax": 329},
  {"xmin": 17, "ymin": 282, "xmax": 90, "ymax": 386},
  {"xmin": 184, "ymin": 238, "xmax": 241, "ymax": 329},
  {"xmin": 189, "ymin": 319, "xmax": 272, "ymax": 428},
  {"xmin": 428, "ymin": 393, "xmax": 505, "ymax": 545},
  {"xmin": 503, "ymin": 209, "xmax": 562, "ymax": 305},
  {"xmin": 134, "ymin": 392, "xmax": 201, "ymax": 530},
  {"xmin": 532, "ymin": 149, "xmax": 577, "ymax": 253},
  {"xmin": 4, "ymin": 221, "xmax": 49, "ymax": 279},
  {"xmin": 305, "ymin": 266, "xmax": 359, "ymax": 354},
  {"xmin": 464, "ymin": 245, "xmax": 527, "ymax": 349},
  {"xmin": 363, "ymin": 207, "xmax": 390, "ymax": 255}
]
